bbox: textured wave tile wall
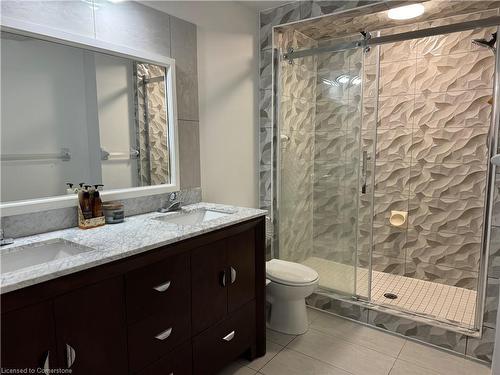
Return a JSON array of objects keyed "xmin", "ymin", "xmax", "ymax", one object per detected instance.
[
  {"xmin": 278, "ymin": 29, "xmax": 317, "ymax": 262},
  {"xmin": 261, "ymin": 1, "xmax": 500, "ymax": 362}
]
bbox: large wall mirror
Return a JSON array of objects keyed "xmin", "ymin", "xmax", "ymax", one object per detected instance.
[{"xmin": 0, "ymin": 29, "xmax": 178, "ymax": 213}]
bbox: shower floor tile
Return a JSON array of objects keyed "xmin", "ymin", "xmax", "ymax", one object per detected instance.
[{"xmin": 301, "ymin": 257, "xmax": 476, "ymax": 329}]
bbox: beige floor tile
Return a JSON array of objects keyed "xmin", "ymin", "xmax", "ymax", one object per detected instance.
[
  {"xmin": 266, "ymin": 328, "xmax": 297, "ymax": 346},
  {"xmin": 218, "ymin": 362, "xmax": 258, "ymax": 375},
  {"xmin": 307, "ymin": 306, "xmax": 326, "ymax": 323},
  {"xmin": 389, "ymin": 359, "xmax": 441, "ymax": 375},
  {"xmin": 242, "ymin": 341, "xmax": 284, "ymax": 371},
  {"xmin": 287, "ymin": 328, "xmax": 396, "ymax": 375},
  {"xmin": 310, "ymin": 310, "xmax": 406, "ymax": 357},
  {"xmin": 260, "ymin": 349, "xmax": 351, "ymax": 375},
  {"xmin": 398, "ymin": 341, "xmax": 491, "ymax": 375}
]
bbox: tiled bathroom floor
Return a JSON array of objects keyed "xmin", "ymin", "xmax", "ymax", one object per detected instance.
[
  {"xmin": 301, "ymin": 257, "xmax": 476, "ymax": 329},
  {"xmin": 218, "ymin": 308, "xmax": 490, "ymax": 375}
]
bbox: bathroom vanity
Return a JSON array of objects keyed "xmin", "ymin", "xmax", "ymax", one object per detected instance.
[{"xmin": 0, "ymin": 204, "xmax": 266, "ymax": 375}]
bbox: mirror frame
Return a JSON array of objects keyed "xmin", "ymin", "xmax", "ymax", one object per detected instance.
[{"xmin": 0, "ymin": 17, "xmax": 180, "ymax": 216}]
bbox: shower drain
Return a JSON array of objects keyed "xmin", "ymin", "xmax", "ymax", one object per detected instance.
[{"xmin": 384, "ymin": 293, "xmax": 398, "ymax": 300}]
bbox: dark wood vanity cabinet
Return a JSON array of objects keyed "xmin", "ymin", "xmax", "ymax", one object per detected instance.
[
  {"xmin": 1, "ymin": 217, "xmax": 265, "ymax": 375},
  {"xmin": 1, "ymin": 301, "xmax": 57, "ymax": 371}
]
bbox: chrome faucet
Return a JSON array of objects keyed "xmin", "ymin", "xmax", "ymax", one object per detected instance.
[
  {"xmin": 0, "ymin": 229, "xmax": 14, "ymax": 246},
  {"xmin": 157, "ymin": 192, "xmax": 182, "ymax": 213}
]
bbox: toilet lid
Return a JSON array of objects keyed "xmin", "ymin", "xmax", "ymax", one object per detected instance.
[{"xmin": 266, "ymin": 259, "xmax": 319, "ymax": 286}]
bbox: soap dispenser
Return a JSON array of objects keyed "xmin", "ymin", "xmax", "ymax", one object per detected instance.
[
  {"xmin": 66, "ymin": 183, "xmax": 76, "ymax": 195},
  {"xmin": 81, "ymin": 189, "xmax": 93, "ymax": 220},
  {"xmin": 92, "ymin": 184, "xmax": 104, "ymax": 218}
]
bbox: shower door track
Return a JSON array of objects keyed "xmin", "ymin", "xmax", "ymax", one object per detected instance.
[{"xmin": 284, "ymin": 15, "xmax": 500, "ymax": 61}]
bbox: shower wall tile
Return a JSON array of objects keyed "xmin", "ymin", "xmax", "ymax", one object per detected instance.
[
  {"xmin": 409, "ymin": 196, "xmax": 485, "ymax": 236},
  {"xmin": 260, "ymin": 126, "xmax": 272, "ymax": 166},
  {"xmin": 379, "ymin": 25, "xmax": 418, "ymax": 63},
  {"xmin": 371, "ymin": 254, "xmax": 406, "ymax": 275},
  {"xmin": 306, "ymin": 294, "xmax": 368, "ymax": 323},
  {"xmin": 94, "ymin": 0, "xmax": 171, "ymax": 56},
  {"xmin": 404, "ymin": 260, "xmax": 478, "ymax": 290},
  {"xmin": 368, "ymin": 308, "xmax": 468, "ymax": 354},
  {"xmin": 260, "ymin": 89, "xmax": 273, "ymax": 129},
  {"xmin": 466, "ymin": 326, "xmax": 496, "ymax": 362},
  {"xmin": 375, "ymin": 127, "xmax": 413, "ymax": 162},
  {"xmin": 488, "ymin": 226, "xmax": 500, "ymax": 279},
  {"xmin": 299, "ymin": 1, "xmax": 376, "ymax": 20},
  {"xmin": 280, "ymin": 96, "xmax": 309, "ymax": 133},
  {"xmin": 405, "ymin": 229, "xmax": 481, "ymax": 272},
  {"xmin": 413, "ymin": 90, "xmax": 492, "ymax": 129},
  {"xmin": 316, "ymin": 70, "xmax": 360, "ymax": 102},
  {"xmin": 417, "ymin": 11, "xmax": 497, "ymax": 58},
  {"xmin": 483, "ymin": 277, "xmax": 500, "ymax": 329},
  {"xmin": 281, "ymin": 64, "xmax": 317, "ymax": 100},
  {"xmin": 314, "ymin": 99, "xmax": 351, "ymax": 131},
  {"xmin": 314, "ymin": 131, "xmax": 346, "ymax": 161},
  {"xmin": 260, "ymin": 2, "xmax": 300, "ymax": 50},
  {"xmin": 317, "ymin": 47, "xmax": 361, "ymax": 73},
  {"xmin": 1, "ymin": 0, "xmax": 95, "ymax": 38},
  {"xmin": 377, "ymin": 95, "xmax": 415, "ymax": 129},
  {"xmin": 260, "ymin": 48, "xmax": 273, "ymax": 92},
  {"xmin": 373, "ymin": 193, "xmax": 410, "ymax": 227},
  {"xmin": 409, "ymin": 162, "xmax": 487, "ymax": 200},
  {"xmin": 372, "ymin": 224, "xmax": 406, "ymax": 259},
  {"xmin": 411, "ymin": 126, "xmax": 489, "ymax": 165},
  {"xmin": 373, "ymin": 161, "xmax": 411, "ymax": 195},
  {"xmin": 415, "ymin": 50, "xmax": 494, "ymax": 94},
  {"xmin": 363, "ymin": 62, "xmax": 378, "ymax": 98},
  {"xmin": 379, "ymin": 59, "xmax": 416, "ymax": 97},
  {"xmin": 260, "ymin": 163, "xmax": 272, "ymax": 204}
]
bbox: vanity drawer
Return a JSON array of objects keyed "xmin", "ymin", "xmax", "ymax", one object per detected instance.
[
  {"xmin": 126, "ymin": 252, "xmax": 190, "ymax": 323},
  {"xmin": 136, "ymin": 341, "xmax": 192, "ymax": 375},
  {"xmin": 128, "ymin": 308, "xmax": 191, "ymax": 373},
  {"xmin": 193, "ymin": 301, "xmax": 255, "ymax": 375}
]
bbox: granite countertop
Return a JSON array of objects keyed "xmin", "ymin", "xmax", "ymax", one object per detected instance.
[{"xmin": 0, "ymin": 203, "xmax": 267, "ymax": 294}]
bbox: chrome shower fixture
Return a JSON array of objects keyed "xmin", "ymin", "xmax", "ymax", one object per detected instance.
[{"xmin": 472, "ymin": 32, "xmax": 497, "ymax": 52}]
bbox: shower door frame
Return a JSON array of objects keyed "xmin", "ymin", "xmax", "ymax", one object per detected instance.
[{"xmin": 272, "ymin": 17, "xmax": 500, "ymax": 333}]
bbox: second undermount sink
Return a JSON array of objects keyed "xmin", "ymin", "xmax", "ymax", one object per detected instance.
[
  {"xmin": 154, "ymin": 209, "xmax": 233, "ymax": 226},
  {"xmin": 0, "ymin": 239, "xmax": 94, "ymax": 274}
]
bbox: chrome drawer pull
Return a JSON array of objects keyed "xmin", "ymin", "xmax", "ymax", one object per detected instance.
[
  {"xmin": 222, "ymin": 330, "xmax": 235, "ymax": 342},
  {"xmin": 153, "ymin": 281, "xmax": 171, "ymax": 292},
  {"xmin": 230, "ymin": 267, "xmax": 236, "ymax": 284},
  {"xmin": 43, "ymin": 351, "xmax": 50, "ymax": 374},
  {"xmin": 155, "ymin": 327, "xmax": 173, "ymax": 341},
  {"xmin": 66, "ymin": 344, "xmax": 76, "ymax": 368}
]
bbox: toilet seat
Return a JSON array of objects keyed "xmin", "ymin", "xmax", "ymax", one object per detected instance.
[{"xmin": 266, "ymin": 259, "xmax": 319, "ymax": 287}]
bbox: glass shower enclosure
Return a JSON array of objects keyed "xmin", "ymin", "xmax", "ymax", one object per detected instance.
[{"xmin": 274, "ymin": 14, "xmax": 500, "ymax": 331}]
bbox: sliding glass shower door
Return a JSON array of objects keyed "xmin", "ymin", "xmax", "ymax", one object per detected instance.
[{"xmin": 276, "ymin": 30, "xmax": 376, "ymax": 300}]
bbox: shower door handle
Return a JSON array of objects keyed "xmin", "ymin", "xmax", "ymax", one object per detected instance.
[{"xmin": 361, "ymin": 150, "xmax": 368, "ymax": 194}]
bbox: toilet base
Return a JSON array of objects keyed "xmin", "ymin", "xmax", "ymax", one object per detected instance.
[{"xmin": 267, "ymin": 298, "xmax": 309, "ymax": 335}]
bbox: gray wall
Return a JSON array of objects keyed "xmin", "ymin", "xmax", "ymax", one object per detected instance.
[{"xmin": 1, "ymin": 0, "xmax": 201, "ymax": 189}]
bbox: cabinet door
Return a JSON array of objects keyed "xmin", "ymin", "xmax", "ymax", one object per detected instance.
[
  {"xmin": 1, "ymin": 301, "xmax": 56, "ymax": 371},
  {"xmin": 191, "ymin": 239, "xmax": 227, "ymax": 335},
  {"xmin": 53, "ymin": 277, "xmax": 128, "ymax": 375},
  {"xmin": 227, "ymin": 229, "xmax": 256, "ymax": 313}
]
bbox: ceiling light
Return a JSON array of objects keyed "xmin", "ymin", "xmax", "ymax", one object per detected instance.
[
  {"xmin": 388, "ymin": 4, "xmax": 425, "ymax": 20},
  {"xmin": 336, "ymin": 74, "xmax": 351, "ymax": 85},
  {"xmin": 351, "ymin": 76, "xmax": 362, "ymax": 86}
]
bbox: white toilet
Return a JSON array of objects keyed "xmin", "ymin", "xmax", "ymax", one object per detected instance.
[{"xmin": 266, "ymin": 259, "xmax": 319, "ymax": 335}]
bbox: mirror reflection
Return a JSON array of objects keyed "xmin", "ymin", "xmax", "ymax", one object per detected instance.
[{"xmin": 1, "ymin": 31, "xmax": 172, "ymax": 203}]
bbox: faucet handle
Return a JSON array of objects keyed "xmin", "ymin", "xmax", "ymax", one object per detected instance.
[{"xmin": 168, "ymin": 192, "xmax": 178, "ymax": 202}]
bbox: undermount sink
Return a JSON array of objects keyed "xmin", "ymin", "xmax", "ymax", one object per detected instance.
[
  {"xmin": 154, "ymin": 209, "xmax": 233, "ymax": 226},
  {"xmin": 0, "ymin": 239, "xmax": 94, "ymax": 274}
]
